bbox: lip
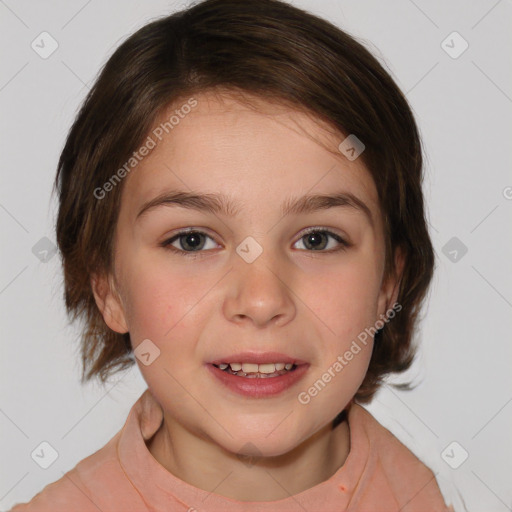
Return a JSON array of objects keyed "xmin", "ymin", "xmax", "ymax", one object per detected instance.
[
  {"xmin": 206, "ymin": 361, "xmax": 310, "ymax": 398},
  {"xmin": 209, "ymin": 352, "xmax": 308, "ymax": 365}
]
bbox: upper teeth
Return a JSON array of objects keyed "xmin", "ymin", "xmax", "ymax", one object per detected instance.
[{"xmin": 218, "ymin": 362, "xmax": 294, "ymax": 373}]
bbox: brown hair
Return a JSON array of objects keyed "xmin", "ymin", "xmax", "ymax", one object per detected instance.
[{"xmin": 54, "ymin": 0, "xmax": 434, "ymax": 404}]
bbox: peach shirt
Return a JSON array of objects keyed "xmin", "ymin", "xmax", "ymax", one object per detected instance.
[{"xmin": 10, "ymin": 388, "xmax": 453, "ymax": 512}]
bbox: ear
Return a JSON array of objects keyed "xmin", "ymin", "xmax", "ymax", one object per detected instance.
[
  {"xmin": 90, "ymin": 272, "xmax": 129, "ymax": 334},
  {"xmin": 376, "ymin": 246, "xmax": 405, "ymax": 320}
]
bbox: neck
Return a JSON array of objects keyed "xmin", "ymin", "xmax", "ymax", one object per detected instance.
[{"xmin": 146, "ymin": 411, "xmax": 351, "ymax": 501}]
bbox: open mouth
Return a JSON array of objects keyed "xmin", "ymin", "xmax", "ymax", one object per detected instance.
[
  {"xmin": 207, "ymin": 358, "xmax": 309, "ymax": 397},
  {"xmin": 212, "ymin": 362, "xmax": 298, "ymax": 378}
]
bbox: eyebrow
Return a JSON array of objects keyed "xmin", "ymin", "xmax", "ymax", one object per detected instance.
[{"xmin": 136, "ymin": 189, "xmax": 373, "ymax": 225}]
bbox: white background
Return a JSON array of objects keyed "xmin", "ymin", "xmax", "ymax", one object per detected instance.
[{"xmin": 1, "ymin": 1, "xmax": 511, "ymax": 511}]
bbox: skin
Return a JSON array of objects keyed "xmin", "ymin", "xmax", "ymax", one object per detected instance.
[{"xmin": 92, "ymin": 90, "xmax": 403, "ymax": 501}]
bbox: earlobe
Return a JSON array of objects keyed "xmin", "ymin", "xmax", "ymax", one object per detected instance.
[{"xmin": 90, "ymin": 272, "xmax": 129, "ymax": 334}]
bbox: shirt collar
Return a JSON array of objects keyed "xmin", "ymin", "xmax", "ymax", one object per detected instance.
[{"xmin": 118, "ymin": 388, "xmax": 368, "ymax": 512}]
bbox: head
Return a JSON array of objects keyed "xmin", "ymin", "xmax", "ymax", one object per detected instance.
[{"xmin": 54, "ymin": 0, "xmax": 434, "ymax": 454}]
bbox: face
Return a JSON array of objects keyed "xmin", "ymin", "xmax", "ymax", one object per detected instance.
[{"xmin": 93, "ymin": 90, "xmax": 400, "ymax": 458}]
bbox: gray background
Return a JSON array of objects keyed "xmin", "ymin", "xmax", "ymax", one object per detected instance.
[{"xmin": 1, "ymin": 1, "xmax": 511, "ymax": 510}]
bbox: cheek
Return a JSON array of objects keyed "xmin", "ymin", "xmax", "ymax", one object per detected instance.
[
  {"xmin": 297, "ymin": 264, "xmax": 379, "ymax": 417},
  {"xmin": 294, "ymin": 255, "xmax": 381, "ymax": 410},
  {"xmin": 123, "ymin": 264, "xmax": 212, "ymax": 399},
  {"xmin": 119, "ymin": 259, "xmax": 206, "ymax": 343},
  {"xmin": 303, "ymin": 254, "xmax": 382, "ymax": 343}
]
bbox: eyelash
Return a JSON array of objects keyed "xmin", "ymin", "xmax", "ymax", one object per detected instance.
[{"xmin": 160, "ymin": 227, "xmax": 350, "ymax": 259}]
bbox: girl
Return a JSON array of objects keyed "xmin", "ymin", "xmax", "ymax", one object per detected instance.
[{"xmin": 10, "ymin": 0, "xmax": 454, "ymax": 510}]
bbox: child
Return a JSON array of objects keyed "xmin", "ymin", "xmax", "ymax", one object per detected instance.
[{"xmin": 10, "ymin": 0, "xmax": 455, "ymax": 510}]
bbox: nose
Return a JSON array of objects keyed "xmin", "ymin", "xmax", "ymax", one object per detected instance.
[{"xmin": 223, "ymin": 248, "xmax": 297, "ymax": 328}]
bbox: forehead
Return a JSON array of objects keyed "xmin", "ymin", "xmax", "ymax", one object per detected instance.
[{"xmin": 119, "ymin": 90, "xmax": 380, "ymax": 222}]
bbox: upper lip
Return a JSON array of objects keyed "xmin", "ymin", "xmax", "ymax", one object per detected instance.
[{"xmin": 209, "ymin": 352, "xmax": 308, "ymax": 365}]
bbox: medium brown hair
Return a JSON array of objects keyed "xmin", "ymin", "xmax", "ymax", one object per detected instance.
[{"xmin": 54, "ymin": 0, "xmax": 434, "ymax": 404}]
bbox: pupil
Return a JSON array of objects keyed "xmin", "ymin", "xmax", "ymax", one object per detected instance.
[
  {"xmin": 182, "ymin": 233, "xmax": 203, "ymax": 251},
  {"xmin": 306, "ymin": 232, "xmax": 326, "ymax": 250}
]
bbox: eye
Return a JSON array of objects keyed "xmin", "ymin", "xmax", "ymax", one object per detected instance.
[
  {"xmin": 161, "ymin": 229, "xmax": 219, "ymax": 258},
  {"xmin": 161, "ymin": 227, "xmax": 349, "ymax": 259},
  {"xmin": 293, "ymin": 228, "xmax": 349, "ymax": 252}
]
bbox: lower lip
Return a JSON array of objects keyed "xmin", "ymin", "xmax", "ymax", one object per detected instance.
[{"xmin": 206, "ymin": 363, "xmax": 309, "ymax": 398}]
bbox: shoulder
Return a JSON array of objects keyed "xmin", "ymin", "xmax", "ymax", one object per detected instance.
[
  {"xmin": 349, "ymin": 404, "xmax": 454, "ymax": 512},
  {"xmin": 8, "ymin": 432, "xmax": 145, "ymax": 512},
  {"xmin": 9, "ymin": 471, "xmax": 97, "ymax": 512}
]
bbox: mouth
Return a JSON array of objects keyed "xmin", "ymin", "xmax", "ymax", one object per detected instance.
[{"xmin": 206, "ymin": 352, "xmax": 309, "ymax": 397}]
